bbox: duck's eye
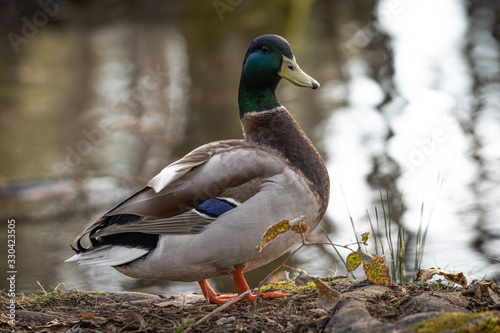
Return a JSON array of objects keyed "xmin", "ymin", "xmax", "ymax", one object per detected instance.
[{"xmin": 261, "ymin": 45, "xmax": 269, "ymax": 53}]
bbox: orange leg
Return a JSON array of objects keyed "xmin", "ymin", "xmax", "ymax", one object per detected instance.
[
  {"xmin": 197, "ymin": 279, "xmax": 237, "ymax": 304},
  {"xmin": 197, "ymin": 267, "xmax": 288, "ymax": 304}
]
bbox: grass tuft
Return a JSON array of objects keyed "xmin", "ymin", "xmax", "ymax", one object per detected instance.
[{"xmin": 364, "ymin": 188, "xmax": 431, "ymax": 284}]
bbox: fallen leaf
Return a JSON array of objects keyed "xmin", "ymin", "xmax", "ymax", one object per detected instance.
[
  {"xmin": 294, "ymin": 268, "xmax": 310, "ymax": 287},
  {"xmin": 29, "ymin": 319, "xmax": 68, "ymax": 329},
  {"xmin": 466, "ymin": 280, "xmax": 500, "ymax": 302},
  {"xmin": 0, "ymin": 313, "xmax": 14, "ymax": 325},
  {"xmin": 123, "ymin": 311, "xmax": 147, "ymax": 331},
  {"xmin": 78, "ymin": 312, "xmax": 96, "ymax": 320},
  {"xmin": 415, "ymin": 268, "xmax": 468, "ymax": 286},
  {"xmin": 440, "ymin": 271, "xmax": 468, "ymax": 287},
  {"xmin": 488, "ymin": 288, "xmax": 500, "ymax": 305},
  {"xmin": 313, "ymin": 278, "xmax": 340, "ymax": 310},
  {"xmin": 467, "ymin": 283, "xmax": 483, "ymax": 301},
  {"xmin": 415, "ymin": 268, "xmax": 444, "ymax": 282},
  {"xmin": 475, "ymin": 280, "xmax": 494, "ymax": 293}
]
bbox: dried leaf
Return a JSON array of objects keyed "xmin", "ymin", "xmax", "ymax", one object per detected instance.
[
  {"xmin": 468, "ymin": 283, "xmax": 483, "ymax": 300},
  {"xmin": 45, "ymin": 320, "xmax": 64, "ymax": 328},
  {"xmin": 414, "ymin": 268, "xmax": 443, "ymax": 282},
  {"xmin": 485, "ymin": 280, "xmax": 499, "ymax": 291},
  {"xmin": 487, "ymin": 280, "xmax": 499, "ymax": 291},
  {"xmin": 290, "ymin": 216, "xmax": 308, "ymax": 234},
  {"xmin": 79, "ymin": 312, "xmax": 96, "ymax": 320},
  {"xmin": 29, "ymin": 319, "xmax": 65, "ymax": 329},
  {"xmin": 123, "ymin": 311, "xmax": 148, "ymax": 331},
  {"xmin": 313, "ymin": 278, "xmax": 340, "ymax": 310},
  {"xmin": 488, "ymin": 288, "xmax": 500, "ymax": 305},
  {"xmin": 256, "ymin": 220, "xmax": 291, "ymax": 252},
  {"xmin": 294, "ymin": 268, "xmax": 310, "ymax": 287},
  {"xmin": 363, "ymin": 255, "xmax": 392, "ymax": 287},
  {"xmin": 0, "ymin": 313, "xmax": 14, "ymax": 325},
  {"xmin": 467, "ymin": 280, "xmax": 500, "ymax": 302},
  {"xmin": 346, "ymin": 252, "xmax": 362, "ymax": 272},
  {"xmin": 475, "ymin": 280, "xmax": 493, "ymax": 293},
  {"xmin": 360, "ymin": 232, "xmax": 370, "ymax": 243},
  {"xmin": 440, "ymin": 271, "xmax": 468, "ymax": 287},
  {"xmin": 415, "ymin": 268, "xmax": 468, "ymax": 286}
]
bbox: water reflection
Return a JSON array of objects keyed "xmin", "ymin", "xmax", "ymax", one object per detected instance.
[
  {"xmin": 466, "ymin": 0, "xmax": 500, "ymax": 261},
  {"xmin": 379, "ymin": 0, "xmax": 499, "ymax": 276},
  {"xmin": 0, "ymin": 0, "xmax": 499, "ymax": 294},
  {"xmin": 323, "ymin": 0, "xmax": 500, "ymax": 279}
]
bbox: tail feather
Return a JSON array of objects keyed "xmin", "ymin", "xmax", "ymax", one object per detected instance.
[{"xmin": 65, "ymin": 245, "xmax": 149, "ymax": 267}]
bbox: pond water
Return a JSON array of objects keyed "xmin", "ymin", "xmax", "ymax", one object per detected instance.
[{"xmin": 1, "ymin": 0, "xmax": 499, "ymax": 295}]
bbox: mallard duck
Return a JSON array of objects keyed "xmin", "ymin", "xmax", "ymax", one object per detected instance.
[{"xmin": 66, "ymin": 34, "xmax": 330, "ymax": 304}]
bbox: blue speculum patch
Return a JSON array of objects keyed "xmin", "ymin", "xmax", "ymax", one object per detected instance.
[{"xmin": 196, "ymin": 198, "xmax": 236, "ymax": 217}]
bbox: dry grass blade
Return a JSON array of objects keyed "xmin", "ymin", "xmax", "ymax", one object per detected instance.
[{"xmin": 36, "ymin": 281, "xmax": 47, "ymax": 295}]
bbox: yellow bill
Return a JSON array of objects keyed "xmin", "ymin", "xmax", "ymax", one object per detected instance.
[{"xmin": 278, "ymin": 55, "xmax": 320, "ymax": 89}]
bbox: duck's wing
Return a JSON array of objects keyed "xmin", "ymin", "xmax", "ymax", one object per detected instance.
[{"xmin": 72, "ymin": 139, "xmax": 288, "ymax": 243}]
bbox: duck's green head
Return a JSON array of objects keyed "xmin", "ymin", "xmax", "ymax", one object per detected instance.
[{"xmin": 238, "ymin": 34, "xmax": 319, "ymax": 116}]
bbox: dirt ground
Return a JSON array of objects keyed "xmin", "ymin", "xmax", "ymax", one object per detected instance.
[{"xmin": 1, "ymin": 280, "xmax": 500, "ymax": 332}]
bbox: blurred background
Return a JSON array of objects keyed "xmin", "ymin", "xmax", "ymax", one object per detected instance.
[{"xmin": 0, "ymin": 0, "xmax": 499, "ymax": 295}]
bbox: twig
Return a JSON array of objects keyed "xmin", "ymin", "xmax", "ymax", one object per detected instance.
[
  {"xmin": 253, "ymin": 234, "xmax": 355, "ymax": 300},
  {"xmin": 250, "ymin": 242, "xmax": 305, "ymax": 327},
  {"xmin": 249, "ymin": 227, "xmax": 368, "ymax": 329},
  {"xmin": 251, "ymin": 231, "xmax": 345, "ymax": 324},
  {"xmin": 185, "ymin": 290, "xmax": 250, "ymax": 331},
  {"xmin": 145, "ymin": 312, "xmax": 176, "ymax": 327}
]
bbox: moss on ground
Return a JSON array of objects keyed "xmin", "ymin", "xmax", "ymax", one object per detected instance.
[
  {"xmin": 414, "ymin": 311, "xmax": 500, "ymax": 333},
  {"xmin": 4, "ymin": 289, "xmax": 97, "ymax": 307},
  {"xmin": 259, "ymin": 280, "xmax": 317, "ymax": 293}
]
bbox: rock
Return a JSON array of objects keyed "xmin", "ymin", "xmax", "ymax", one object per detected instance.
[
  {"xmin": 215, "ymin": 316, "xmax": 236, "ymax": 325},
  {"xmin": 310, "ymin": 308, "xmax": 328, "ymax": 317},
  {"xmin": 325, "ymin": 284, "xmax": 473, "ymax": 333},
  {"xmin": 325, "ymin": 285, "xmax": 389, "ymax": 333},
  {"xmin": 14, "ymin": 310, "xmax": 61, "ymax": 325}
]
